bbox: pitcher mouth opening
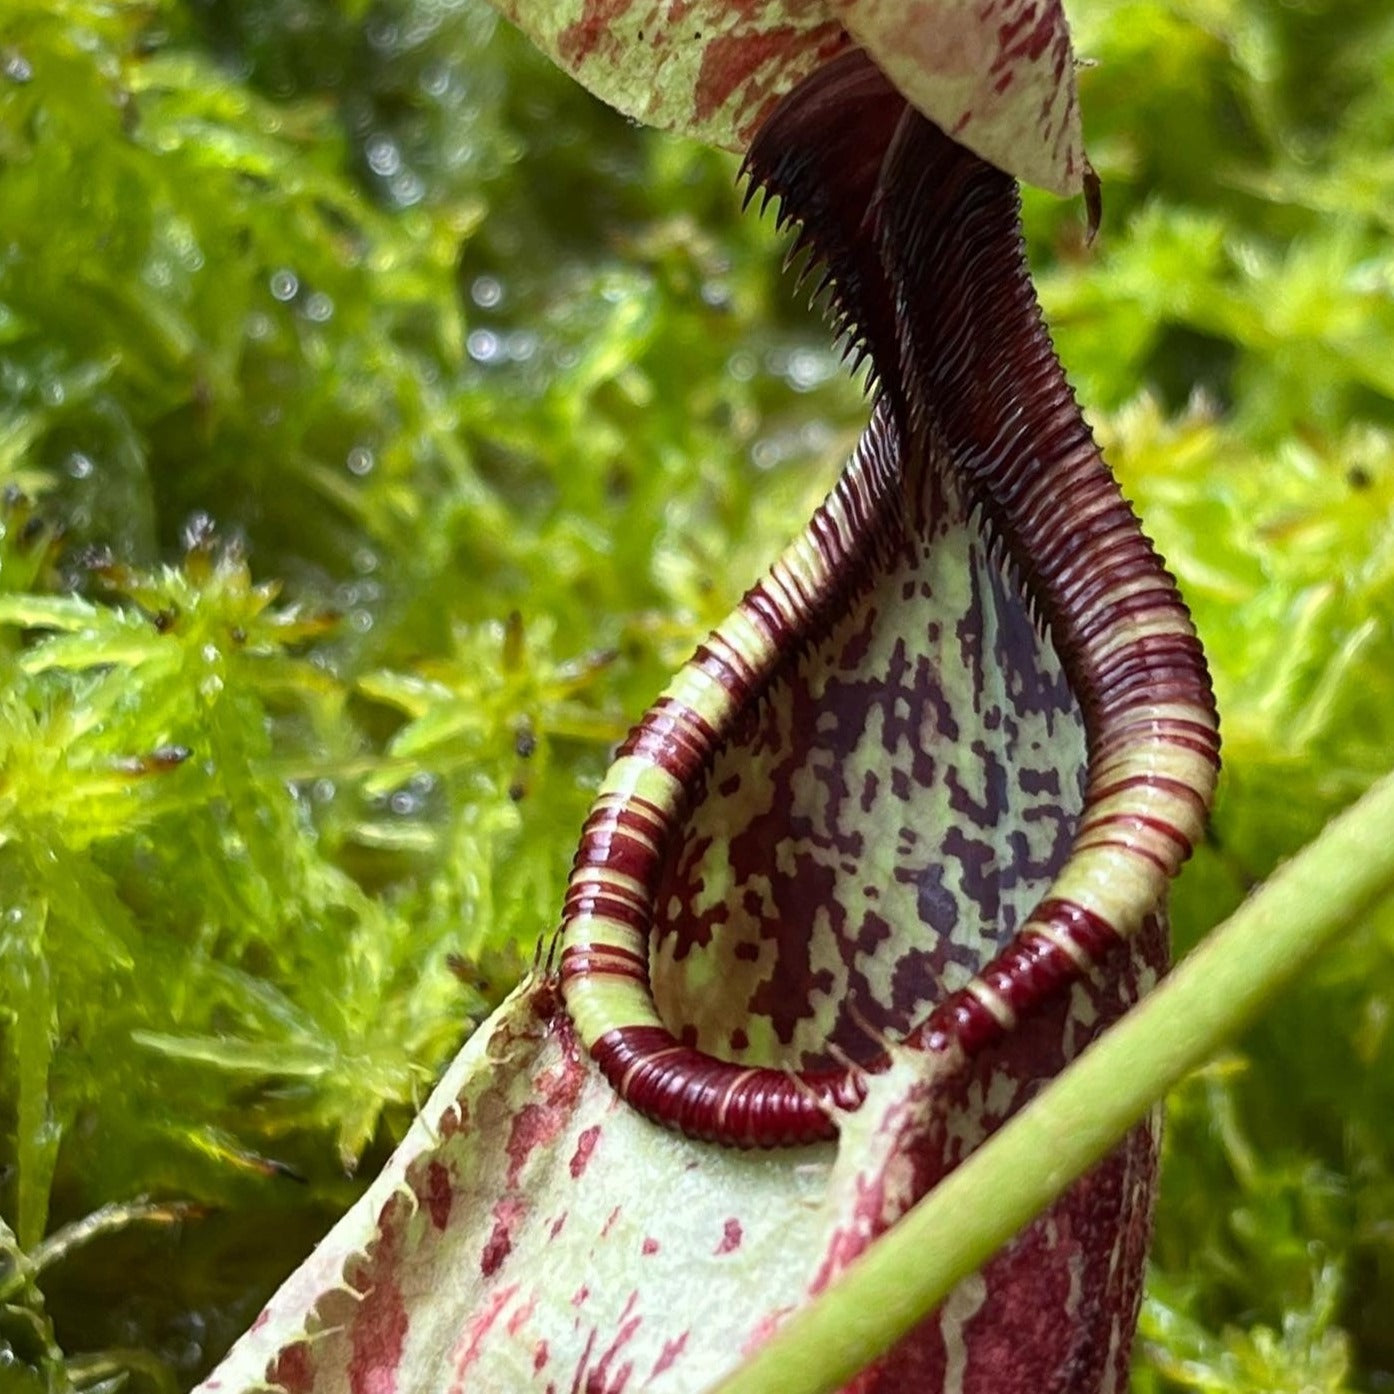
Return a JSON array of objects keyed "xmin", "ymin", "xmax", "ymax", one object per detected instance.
[
  {"xmin": 556, "ymin": 51, "xmax": 1219, "ymax": 1149},
  {"xmin": 645, "ymin": 425, "xmax": 1087, "ymax": 1076}
]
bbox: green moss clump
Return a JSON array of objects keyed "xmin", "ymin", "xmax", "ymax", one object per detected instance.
[{"xmin": 0, "ymin": 0, "xmax": 1390, "ymax": 1389}]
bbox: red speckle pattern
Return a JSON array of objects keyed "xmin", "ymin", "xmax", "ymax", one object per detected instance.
[
  {"xmin": 269, "ymin": 1343, "xmax": 314, "ymax": 1394},
  {"xmin": 450, "ymin": 1283, "xmax": 520, "ymax": 1386},
  {"xmin": 569, "ymin": 1125, "xmax": 601, "ymax": 1179},
  {"xmin": 424, "ymin": 1160, "xmax": 452, "ymax": 1230},
  {"xmin": 693, "ymin": 23, "xmax": 848, "ymax": 130},
  {"xmin": 556, "ymin": 0, "xmax": 631, "ymax": 65},
  {"xmin": 347, "ymin": 1196, "xmax": 411, "ymax": 1394},
  {"xmin": 479, "ymin": 1198, "xmax": 525, "ymax": 1278},
  {"xmin": 649, "ymin": 1332, "xmax": 690, "ymax": 1379}
]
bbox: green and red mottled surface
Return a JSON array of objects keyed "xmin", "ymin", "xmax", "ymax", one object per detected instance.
[
  {"xmin": 489, "ymin": 0, "xmax": 1084, "ymax": 193},
  {"xmin": 198, "ymin": 965, "xmax": 1159, "ymax": 1393}
]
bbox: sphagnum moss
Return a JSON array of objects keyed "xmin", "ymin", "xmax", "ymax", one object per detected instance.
[{"xmin": 0, "ymin": 0, "xmax": 1390, "ymax": 1389}]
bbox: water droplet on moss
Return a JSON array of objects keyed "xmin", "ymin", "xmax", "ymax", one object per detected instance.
[
  {"xmin": 468, "ymin": 330, "xmax": 501, "ymax": 363},
  {"xmin": 365, "ymin": 17, "xmax": 400, "ymax": 52},
  {"xmin": 727, "ymin": 351, "xmax": 756, "ymax": 383},
  {"xmin": 366, "ymin": 135, "xmax": 402, "ymax": 178},
  {"xmin": 183, "ymin": 513, "xmax": 216, "ymax": 551},
  {"xmin": 3, "ymin": 50, "xmax": 34, "ymax": 84},
  {"xmin": 269, "ymin": 269, "xmax": 299, "ymax": 302},
  {"xmin": 389, "ymin": 170, "xmax": 424, "ymax": 207},
  {"xmin": 346, "ymin": 446, "xmax": 375, "ymax": 477},
  {"xmin": 471, "ymin": 276, "xmax": 503, "ymax": 309},
  {"xmin": 420, "ymin": 62, "xmax": 450, "ymax": 99},
  {"xmin": 787, "ymin": 348, "xmax": 833, "ymax": 392}
]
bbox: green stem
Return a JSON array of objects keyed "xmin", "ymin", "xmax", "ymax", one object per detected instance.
[{"xmin": 711, "ymin": 768, "xmax": 1394, "ymax": 1394}]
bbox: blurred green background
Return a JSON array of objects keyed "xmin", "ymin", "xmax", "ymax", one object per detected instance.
[{"xmin": 0, "ymin": 0, "xmax": 1390, "ymax": 1389}]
